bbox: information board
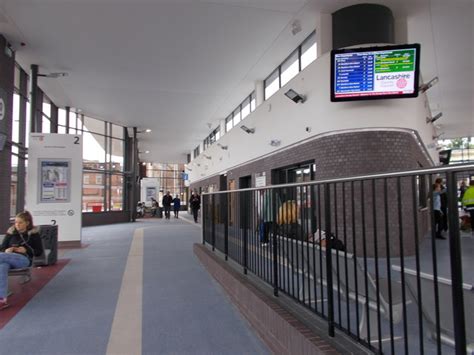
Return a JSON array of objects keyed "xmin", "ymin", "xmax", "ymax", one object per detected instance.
[{"xmin": 331, "ymin": 44, "xmax": 420, "ymax": 101}]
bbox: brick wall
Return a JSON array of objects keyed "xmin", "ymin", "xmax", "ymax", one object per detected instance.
[{"xmin": 192, "ymin": 130, "xmax": 432, "ymax": 256}]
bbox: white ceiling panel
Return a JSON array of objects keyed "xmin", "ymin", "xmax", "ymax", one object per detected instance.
[{"xmin": 0, "ymin": 0, "xmax": 472, "ymax": 162}]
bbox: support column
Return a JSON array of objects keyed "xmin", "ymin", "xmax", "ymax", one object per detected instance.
[{"xmin": 29, "ymin": 64, "xmax": 40, "ymax": 133}]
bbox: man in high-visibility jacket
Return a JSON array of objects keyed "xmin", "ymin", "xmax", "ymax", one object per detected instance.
[{"xmin": 462, "ymin": 180, "xmax": 474, "ymax": 233}]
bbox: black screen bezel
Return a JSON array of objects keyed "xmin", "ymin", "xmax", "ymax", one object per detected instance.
[{"xmin": 330, "ymin": 43, "xmax": 421, "ymax": 102}]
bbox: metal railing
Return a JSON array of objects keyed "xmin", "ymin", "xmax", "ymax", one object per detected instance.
[{"xmin": 202, "ymin": 164, "xmax": 474, "ymax": 355}]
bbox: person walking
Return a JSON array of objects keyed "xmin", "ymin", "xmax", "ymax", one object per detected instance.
[
  {"xmin": 190, "ymin": 192, "xmax": 201, "ymax": 223},
  {"xmin": 462, "ymin": 180, "xmax": 474, "ymax": 234},
  {"xmin": 432, "ymin": 183, "xmax": 445, "ymax": 239},
  {"xmin": 150, "ymin": 198, "xmax": 159, "ymax": 217},
  {"xmin": 173, "ymin": 195, "xmax": 181, "ymax": 218},
  {"xmin": 162, "ymin": 191, "xmax": 173, "ymax": 220},
  {"xmin": 435, "ymin": 177, "xmax": 448, "ymax": 232}
]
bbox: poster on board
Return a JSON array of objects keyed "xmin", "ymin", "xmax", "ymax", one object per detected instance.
[{"xmin": 39, "ymin": 159, "xmax": 71, "ymax": 203}]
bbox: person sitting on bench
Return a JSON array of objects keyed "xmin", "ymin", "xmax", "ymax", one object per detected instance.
[{"xmin": 0, "ymin": 211, "xmax": 43, "ymax": 310}]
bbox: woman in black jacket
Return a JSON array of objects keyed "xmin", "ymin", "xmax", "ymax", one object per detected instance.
[{"xmin": 0, "ymin": 211, "xmax": 43, "ymax": 310}]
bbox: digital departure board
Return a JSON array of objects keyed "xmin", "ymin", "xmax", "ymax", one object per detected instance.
[{"xmin": 330, "ymin": 44, "xmax": 420, "ymax": 102}]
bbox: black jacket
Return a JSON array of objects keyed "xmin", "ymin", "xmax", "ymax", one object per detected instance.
[
  {"xmin": 1, "ymin": 226, "xmax": 43, "ymax": 265},
  {"xmin": 190, "ymin": 195, "xmax": 201, "ymax": 210},
  {"xmin": 162, "ymin": 194, "xmax": 173, "ymax": 207}
]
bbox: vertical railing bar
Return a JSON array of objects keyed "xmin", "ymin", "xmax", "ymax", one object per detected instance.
[
  {"xmin": 288, "ymin": 191, "xmax": 295, "ymax": 299},
  {"xmin": 446, "ymin": 171, "xmax": 467, "ymax": 354},
  {"xmin": 312, "ymin": 184, "xmax": 318, "ymax": 312},
  {"xmin": 342, "ymin": 182, "xmax": 351, "ymax": 333},
  {"xmin": 224, "ymin": 191, "xmax": 229, "ymax": 261},
  {"xmin": 429, "ymin": 173, "xmax": 442, "ymax": 354},
  {"xmin": 299, "ymin": 186, "xmax": 305, "ymax": 305},
  {"xmin": 334, "ymin": 182, "xmax": 342, "ymax": 326},
  {"xmin": 371, "ymin": 179, "xmax": 382, "ymax": 352},
  {"xmin": 272, "ymin": 188, "xmax": 279, "ymax": 297},
  {"xmin": 285, "ymin": 189, "xmax": 291, "ymax": 297},
  {"xmin": 411, "ymin": 175, "xmax": 424, "ymax": 355},
  {"xmin": 324, "ymin": 183, "xmax": 335, "ymax": 337},
  {"xmin": 384, "ymin": 178, "xmax": 395, "ymax": 355},
  {"xmin": 360, "ymin": 181, "xmax": 371, "ymax": 345},
  {"xmin": 352, "ymin": 180, "xmax": 360, "ymax": 340},
  {"xmin": 278, "ymin": 188, "xmax": 284, "ymax": 296},
  {"xmin": 237, "ymin": 192, "xmax": 244, "ymax": 265},
  {"xmin": 295, "ymin": 187, "xmax": 301, "ymax": 302},
  {"xmin": 307, "ymin": 186, "xmax": 312, "ymax": 308},
  {"xmin": 212, "ymin": 194, "xmax": 216, "ymax": 252},
  {"xmin": 397, "ymin": 177, "xmax": 409, "ymax": 355},
  {"xmin": 260, "ymin": 190, "xmax": 265, "ymax": 281},
  {"xmin": 251, "ymin": 190, "xmax": 256, "ymax": 274},
  {"xmin": 318, "ymin": 184, "xmax": 325, "ymax": 316},
  {"xmin": 202, "ymin": 195, "xmax": 207, "ymax": 245},
  {"xmin": 243, "ymin": 189, "xmax": 248, "ymax": 275}
]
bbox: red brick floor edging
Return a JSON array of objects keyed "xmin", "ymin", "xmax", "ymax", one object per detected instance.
[{"xmin": 194, "ymin": 244, "xmax": 340, "ymax": 355}]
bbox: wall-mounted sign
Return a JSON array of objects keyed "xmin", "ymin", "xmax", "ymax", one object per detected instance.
[{"xmin": 255, "ymin": 172, "xmax": 266, "ymax": 187}]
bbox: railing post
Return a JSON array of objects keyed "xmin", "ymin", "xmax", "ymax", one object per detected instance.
[
  {"xmin": 446, "ymin": 171, "xmax": 467, "ymax": 354},
  {"xmin": 272, "ymin": 188, "xmax": 279, "ymax": 297},
  {"xmin": 324, "ymin": 183, "xmax": 335, "ymax": 337},
  {"xmin": 243, "ymin": 190, "xmax": 248, "ymax": 275},
  {"xmin": 224, "ymin": 192, "xmax": 229, "ymax": 261},
  {"xmin": 211, "ymin": 194, "xmax": 216, "ymax": 251},
  {"xmin": 202, "ymin": 194, "xmax": 206, "ymax": 245}
]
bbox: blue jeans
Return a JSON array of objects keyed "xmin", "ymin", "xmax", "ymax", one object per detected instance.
[{"xmin": 0, "ymin": 252, "xmax": 30, "ymax": 298}]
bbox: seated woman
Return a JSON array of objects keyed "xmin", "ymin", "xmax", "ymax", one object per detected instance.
[{"xmin": 0, "ymin": 211, "xmax": 43, "ymax": 310}]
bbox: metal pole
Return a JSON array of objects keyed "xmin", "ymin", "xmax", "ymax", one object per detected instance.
[{"xmin": 447, "ymin": 171, "xmax": 467, "ymax": 355}]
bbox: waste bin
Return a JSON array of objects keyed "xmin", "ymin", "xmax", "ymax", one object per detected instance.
[
  {"xmin": 92, "ymin": 205, "xmax": 102, "ymax": 212},
  {"xmin": 34, "ymin": 225, "xmax": 58, "ymax": 266}
]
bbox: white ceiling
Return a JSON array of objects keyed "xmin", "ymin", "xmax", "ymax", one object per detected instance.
[{"xmin": 0, "ymin": 0, "xmax": 472, "ymax": 163}]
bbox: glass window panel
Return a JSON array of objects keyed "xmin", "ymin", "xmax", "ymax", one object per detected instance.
[
  {"xmin": 25, "ymin": 102, "xmax": 30, "ymax": 148},
  {"xmin": 84, "ymin": 115, "xmax": 105, "ymax": 135},
  {"xmin": 301, "ymin": 32, "xmax": 317, "ymax": 70},
  {"xmin": 111, "ymin": 138, "xmax": 124, "ymax": 172},
  {"xmin": 82, "ymin": 172, "xmax": 105, "ymax": 212},
  {"xmin": 110, "ymin": 174, "xmax": 123, "ymax": 211},
  {"xmin": 241, "ymin": 97, "xmax": 250, "ymax": 120},
  {"xmin": 42, "ymin": 116, "xmax": 51, "ymax": 133},
  {"xmin": 69, "ymin": 112, "xmax": 78, "ymax": 134},
  {"xmin": 12, "ymin": 94, "xmax": 20, "ymax": 143},
  {"xmin": 250, "ymin": 92, "xmax": 256, "ymax": 111},
  {"xmin": 233, "ymin": 108, "xmax": 241, "ymax": 126},
  {"xmin": 58, "ymin": 108, "xmax": 67, "ymax": 126},
  {"xmin": 58, "ymin": 125, "xmax": 67, "ymax": 134},
  {"xmin": 226, "ymin": 115, "xmax": 233, "ymax": 132},
  {"xmin": 14, "ymin": 65, "xmax": 21, "ymax": 90},
  {"xmin": 83, "ymin": 129, "xmax": 106, "ymax": 169},
  {"xmin": 42, "ymin": 101, "xmax": 51, "ymax": 118},
  {"xmin": 112, "ymin": 124, "xmax": 124, "ymax": 139},
  {"xmin": 264, "ymin": 69, "xmax": 279, "ymax": 100},
  {"xmin": 281, "ymin": 50, "xmax": 299, "ymax": 86}
]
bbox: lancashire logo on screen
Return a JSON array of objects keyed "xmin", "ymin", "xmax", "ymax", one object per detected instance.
[{"xmin": 396, "ymin": 77, "xmax": 407, "ymax": 89}]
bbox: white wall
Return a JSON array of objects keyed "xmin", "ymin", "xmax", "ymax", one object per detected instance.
[{"xmin": 188, "ymin": 49, "xmax": 437, "ymax": 184}]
